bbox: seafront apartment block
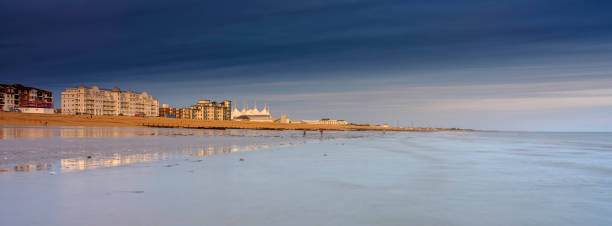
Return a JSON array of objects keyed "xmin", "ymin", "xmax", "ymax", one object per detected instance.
[
  {"xmin": 61, "ymin": 85, "xmax": 158, "ymax": 116},
  {"xmin": 191, "ymin": 100, "xmax": 232, "ymax": 120},
  {"xmin": 159, "ymin": 100, "xmax": 231, "ymax": 120},
  {"xmin": 159, "ymin": 104, "xmax": 190, "ymax": 119},
  {"xmin": 0, "ymin": 84, "xmax": 53, "ymax": 112}
]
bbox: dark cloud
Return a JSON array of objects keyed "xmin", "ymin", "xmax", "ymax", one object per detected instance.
[{"xmin": 1, "ymin": 0, "xmax": 611, "ymax": 130}]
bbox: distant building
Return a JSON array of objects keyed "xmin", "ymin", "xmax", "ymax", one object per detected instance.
[
  {"xmin": 189, "ymin": 100, "xmax": 231, "ymax": 120},
  {"xmin": 301, "ymin": 118, "xmax": 348, "ymax": 126},
  {"xmin": 61, "ymin": 85, "xmax": 158, "ymax": 116},
  {"xmin": 231, "ymin": 103, "xmax": 273, "ymax": 121},
  {"xmin": 159, "ymin": 104, "xmax": 190, "ymax": 119},
  {"xmin": 0, "ymin": 84, "xmax": 53, "ymax": 113},
  {"xmin": 280, "ymin": 114, "xmax": 290, "ymax": 123}
]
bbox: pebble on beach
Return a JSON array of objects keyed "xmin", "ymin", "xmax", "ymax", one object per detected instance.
[{"xmin": 239, "ymin": 158, "xmax": 245, "ymax": 161}]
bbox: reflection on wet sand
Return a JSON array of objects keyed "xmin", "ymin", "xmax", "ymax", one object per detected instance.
[
  {"xmin": 56, "ymin": 128, "xmax": 238, "ymax": 138},
  {"xmin": 59, "ymin": 143, "xmax": 271, "ymax": 172},
  {"xmin": 0, "ymin": 126, "xmax": 368, "ymax": 139},
  {"xmin": 187, "ymin": 144, "xmax": 271, "ymax": 157},
  {"xmin": 0, "ymin": 126, "xmax": 370, "ymax": 173},
  {"xmin": 2, "ymin": 163, "xmax": 53, "ymax": 172},
  {"xmin": 0, "ymin": 126, "xmax": 228, "ymax": 139},
  {"xmin": 60, "ymin": 152, "xmax": 169, "ymax": 172},
  {"xmin": 0, "ymin": 127, "xmax": 55, "ymax": 139},
  {"xmin": 1, "ymin": 143, "xmax": 274, "ymax": 173}
]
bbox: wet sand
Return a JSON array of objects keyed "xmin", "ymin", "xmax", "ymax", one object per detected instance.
[
  {"xmin": 1, "ymin": 129, "xmax": 611, "ymax": 226},
  {"xmin": 0, "ymin": 126, "xmax": 368, "ymax": 172}
]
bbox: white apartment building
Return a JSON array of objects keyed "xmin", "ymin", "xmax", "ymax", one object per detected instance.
[{"xmin": 61, "ymin": 85, "xmax": 158, "ymax": 116}]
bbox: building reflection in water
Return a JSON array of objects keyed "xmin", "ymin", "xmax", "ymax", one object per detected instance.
[
  {"xmin": 8, "ymin": 163, "xmax": 53, "ymax": 172},
  {"xmin": 0, "ymin": 127, "xmax": 144, "ymax": 139},
  {"xmin": 60, "ymin": 152, "xmax": 169, "ymax": 172},
  {"xmin": 0, "ymin": 126, "xmax": 298, "ymax": 139},
  {"xmin": 187, "ymin": 143, "xmax": 271, "ymax": 157},
  {"xmin": 0, "ymin": 126, "xmax": 318, "ymax": 173},
  {"xmin": 0, "ymin": 127, "xmax": 55, "ymax": 139},
  {"xmin": 55, "ymin": 143, "xmax": 272, "ymax": 172},
  {"xmin": 1, "ymin": 143, "xmax": 275, "ymax": 173}
]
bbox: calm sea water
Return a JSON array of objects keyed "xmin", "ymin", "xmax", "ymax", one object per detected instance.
[{"xmin": 0, "ymin": 126, "xmax": 610, "ymax": 226}]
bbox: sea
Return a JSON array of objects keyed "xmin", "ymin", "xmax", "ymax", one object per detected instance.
[{"xmin": 0, "ymin": 126, "xmax": 610, "ymax": 226}]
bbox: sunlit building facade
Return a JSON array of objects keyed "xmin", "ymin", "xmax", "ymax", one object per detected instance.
[
  {"xmin": 0, "ymin": 84, "xmax": 53, "ymax": 112},
  {"xmin": 61, "ymin": 85, "xmax": 158, "ymax": 116},
  {"xmin": 159, "ymin": 104, "xmax": 190, "ymax": 118},
  {"xmin": 190, "ymin": 100, "xmax": 231, "ymax": 120},
  {"xmin": 158, "ymin": 100, "xmax": 231, "ymax": 120}
]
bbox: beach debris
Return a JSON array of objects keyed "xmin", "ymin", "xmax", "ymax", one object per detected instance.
[
  {"xmin": 87, "ymin": 155, "xmax": 92, "ymax": 159},
  {"xmin": 164, "ymin": 163, "xmax": 179, "ymax": 167},
  {"xmin": 0, "ymin": 169, "xmax": 9, "ymax": 173},
  {"xmin": 239, "ymin": 158, "xmax": 245, "ymax": 161},
  {"xmin": 323, "ymin": 153, "xmax": 327, "ymax": 156},
  {"xmin": 192, "ymin": 159, "xmax": 203, "ymax": 162},
  {"xmin": 49, "ymin": 171, "xmax": 57, "ymax": 175}
]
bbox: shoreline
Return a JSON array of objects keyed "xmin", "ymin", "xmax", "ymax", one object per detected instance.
[
  {"xmin": 1, "ymin": 126, "xmax": 365, "ymax": 173},
  {"xmin": 0, "ymin": 112, "xmax": 472, "ymax": 132}
]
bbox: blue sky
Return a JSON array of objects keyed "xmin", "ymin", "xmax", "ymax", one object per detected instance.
[{"xmin": 1, "ymin": 0, "xmax": 612, "ymax": 131}]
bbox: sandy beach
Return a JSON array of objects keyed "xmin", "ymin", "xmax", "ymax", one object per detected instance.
[{"xmin": 0, "ymin": 112, "xmax": 466, "ymax": 132}]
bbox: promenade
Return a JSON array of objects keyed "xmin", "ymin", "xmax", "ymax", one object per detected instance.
[{"xmin": 0, "ymin": 112, "xmax": 467, "ymax": 132}]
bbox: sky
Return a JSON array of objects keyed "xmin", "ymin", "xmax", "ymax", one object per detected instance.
[{"xmin": 1, "ymin": 0, "xmax": 612, "ymax": 131}]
